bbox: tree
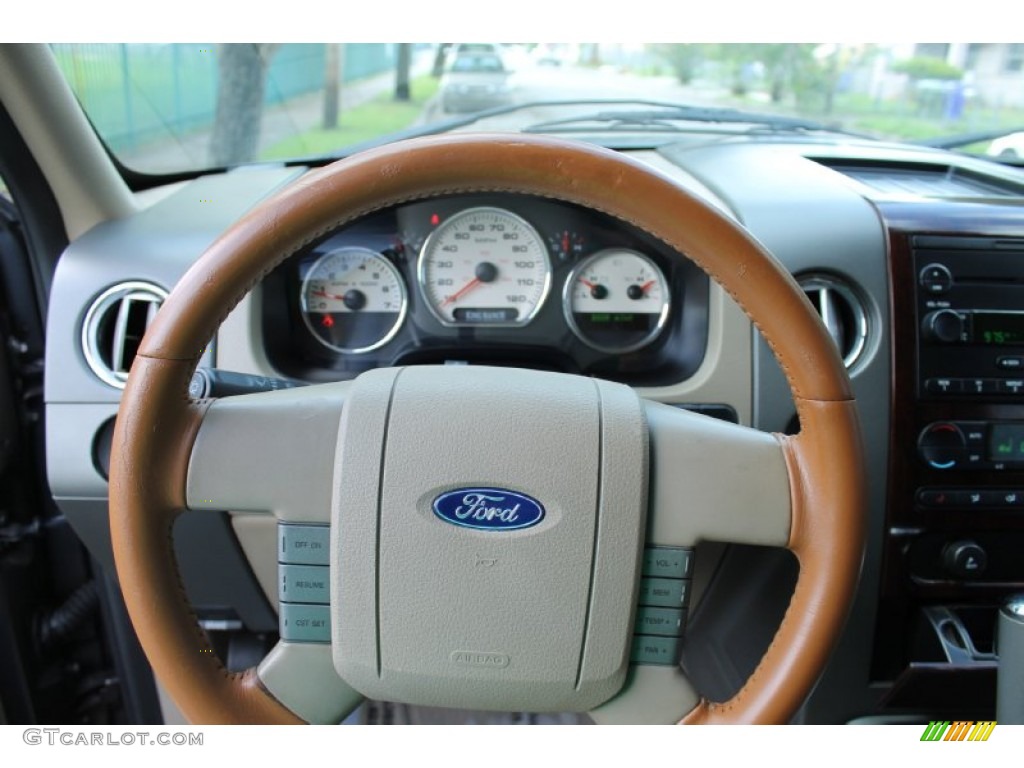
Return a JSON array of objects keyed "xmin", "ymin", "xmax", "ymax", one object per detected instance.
[
  {"xmin": 209, "ymin": 44, "xmax": 280, "ymax": 167},
  {"xmin": 649, "ymin": 44, "xmax": 707, "ymax": 85},
  {"xmin": 431, "ymin": 44, "xmax": 450, "ymax": 78},
  {"xmin": 394, "ymin": 43, "xmax": 412, "ymax": 102},
  {"xmin": 323, "ymin": 44, "xmax": 343, "ymax": 130}
]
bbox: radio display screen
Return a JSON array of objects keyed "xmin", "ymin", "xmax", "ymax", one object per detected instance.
[
  {"xmin": 989, "ymin": 424, "xmax": 1024, "ymax": 462},
  {"xmin": 974, "ymin": 312, "xmax": 1024, "ymax": 346}
]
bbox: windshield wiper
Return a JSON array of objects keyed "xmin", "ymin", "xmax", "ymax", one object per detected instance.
[
  {"xmin": 521, "ymin": 104, "xmax": 839, "ymax": 135},
  {"xmin": 324, "ymin": 99, "xmax": 849, "ymax": 162},
  {"xmin": 915, "ymin": 126, "xmax": 1024, "ymax": 150}
]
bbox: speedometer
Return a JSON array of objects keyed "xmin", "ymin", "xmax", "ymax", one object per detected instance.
[{"xmin": 419, "ymin": 207, "xmax": 551, "ymax": 326}]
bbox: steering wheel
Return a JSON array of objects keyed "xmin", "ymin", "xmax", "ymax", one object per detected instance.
[{"xmin": 108, "ymin": 133, "xmax": 865, "ymax": 724}]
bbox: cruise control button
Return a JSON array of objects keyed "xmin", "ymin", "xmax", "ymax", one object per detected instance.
[
  {"xmin": 634, "ymin": 606, "xmax": 685, "ymax": 637},
  {"xmin": 279, "ymin": 604, "xmax": 331, "ymax": 643},
  {"xmin": 279, "ymin": 524, "xmax": 330, "ymax": 565},
  {"xmin": 630, "ymin": 634, "xmax": 682, "ymax": 666},
  {"xmin": 642, "ymin": 547, "xmax": 693, "ymax": 578},
  {"xmin": 280, "ymin": 564, "xmax": 330, "ymax": 604}
]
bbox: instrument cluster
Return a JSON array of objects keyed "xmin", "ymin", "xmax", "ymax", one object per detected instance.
[{"xmin": 262, "ymin": 193, "xmax": 709, "ymax": 387}]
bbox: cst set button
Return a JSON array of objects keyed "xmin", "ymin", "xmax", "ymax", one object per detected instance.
[{"xmin": 279, "ymin": 603, "xmax": 331, "ymax": 643}]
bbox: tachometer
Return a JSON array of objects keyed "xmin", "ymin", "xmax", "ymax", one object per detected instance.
[
  {"xmin": 300, "ymin": 247, "xmax": 407, "ymax": 354},
  {"xmin": 564, "ymin": 249, "xmax": 670, "ymax": 353},
  {"xmin": 419, "ymin": 207, "xmax": 551, "ymax": 326}
]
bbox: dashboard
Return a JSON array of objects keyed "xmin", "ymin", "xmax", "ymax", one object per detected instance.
[
  {"xmin": 40, "ymin": 130, "xmax": 1024, "ymax": 724},
  {"xmin": 262, "ymin": 193, "xmax": 708, "ymax": 386}
]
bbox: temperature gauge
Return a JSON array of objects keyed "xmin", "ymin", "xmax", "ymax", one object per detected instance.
[
  {"xmin": 564, "ymin": 249, "xmax": 670, "ymax": 353},
  {"xmin": 300, "ymin": 246, "xmax": 407, "ymax": 354}
]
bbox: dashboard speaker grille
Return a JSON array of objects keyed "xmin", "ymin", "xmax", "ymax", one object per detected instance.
[
  {"xmin": 81, "ymin": 281, "xmax": 168, "ymax": 389},
  {"xmin": 798, "ymin": 274, "xmax": 868, "ymax": 370}
]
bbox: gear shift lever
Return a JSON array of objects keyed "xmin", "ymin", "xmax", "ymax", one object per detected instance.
[{"xmin": 998, "ymin": 595, "xmax": 1024, "ymax": 724}]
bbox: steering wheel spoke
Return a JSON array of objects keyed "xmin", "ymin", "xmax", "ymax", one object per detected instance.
[
  {"xmin": 590, "ymin": 665, "xmax": 701, "ymax": 725},
  {"xmin": 644, "ymin": 401, "xmax": 792, "ymax": 549},
  {"xmin": 185, "ymin": 382, "xmax": 349, "ymax": 522}
]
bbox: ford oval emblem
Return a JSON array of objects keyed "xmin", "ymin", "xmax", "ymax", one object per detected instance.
[{"xmin": 432, "ymin": 488, "xmax": 545, "ymax": 531}]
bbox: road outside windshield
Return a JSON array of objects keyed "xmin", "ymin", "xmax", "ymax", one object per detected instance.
[{"xmin": 51, "ymin": 43, "xmax": 1024, "ymax": 174}]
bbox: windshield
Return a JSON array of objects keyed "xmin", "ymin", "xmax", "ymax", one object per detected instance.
[{"xmin": 51, "ymin": 43, "xmax": 1024, "ymax": 174}]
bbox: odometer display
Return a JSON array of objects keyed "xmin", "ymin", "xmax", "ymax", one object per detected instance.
[{"xmin": 419, "ymin": 207, "xmax": 551, "ymax": 326}]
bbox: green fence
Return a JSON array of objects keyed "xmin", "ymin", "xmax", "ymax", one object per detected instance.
[{"xmin": 51, "ymin": 43, "xmax": 396, "ymax": 151}]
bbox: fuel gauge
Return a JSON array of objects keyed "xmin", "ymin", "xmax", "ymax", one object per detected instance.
[{"xmin": 564, "ymin": 249, "xmax": 670, "ymax": 353}]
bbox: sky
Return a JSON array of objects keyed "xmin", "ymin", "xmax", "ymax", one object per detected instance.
[{"xmin": 5, "ymin": 0, "xmax": 1019, "ymax": 44}]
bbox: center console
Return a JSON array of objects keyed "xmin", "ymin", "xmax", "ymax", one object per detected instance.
[{"xmin": 878, "ymin": 211, "xmax": 1024, "ymax": 716}]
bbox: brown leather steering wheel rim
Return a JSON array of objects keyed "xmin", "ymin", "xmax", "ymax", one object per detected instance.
[{"xmin": 109, "ymin": 133, "xmax": 865, "ymax": 724}]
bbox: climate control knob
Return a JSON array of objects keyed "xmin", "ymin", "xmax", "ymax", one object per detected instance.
[
  {"xmin": 922, "ymin": 309, "xmax": 965, "ymax": 344},
  {"xmin": 918, "ymin": 422, "xmax": 966, "ymax": 470}
]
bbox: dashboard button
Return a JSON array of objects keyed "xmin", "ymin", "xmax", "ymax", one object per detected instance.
[
  {"xmin": 925, "ymin": 378, "xmax": 961, "ymax": 395},
  {"xmin": 642, "ymin": 547, "xmax": 693, "ymax": 578},
  {"xmin": 942, "ymin": 541, "xmax": 988, "ymax": 580},
  {"xmin": 279, "ymin": 603, "xmax": 331, "ymax": 643},
  {"xmin": 964, "ymin": 378, "xmax": 999, "ymax": 395},
  {"xmin": 280, "ymin": 564, "xmax": 330, "ymax": 604},
  {"xmin": 279, "ymin": 524, "xmax": 330, "ymax": 566},
  {"xmin": 638, "ymin": 578, "xmax": 688, "ymax": 608},
  {"xmin": 630, "ymin": 634, "xmax": 682, "ymax": 666},
  {"xmin": 997, "ymin": 490, "xmax": 1023, "ymax": 506},
  {"xmin": 997, "ymin": 356, "xmax": 1024, "ymax": 371},
  {"xmin": 919, "ymin": 263, "xmax": 953, "ymax": 294},
  {"xmin": 999, "ymin": 379, "xmax": 1024, "ymax": 395},
  {"xmin": 634, "ymin": 607, "xmax": 685, "ymax": 637},
  {"xmin": 963, "ymin": 426, "xmax": 987, "ymax": 445},
  {"xmin": 917, "ymin": 488, "xmax": 957, "ymax": 507}
]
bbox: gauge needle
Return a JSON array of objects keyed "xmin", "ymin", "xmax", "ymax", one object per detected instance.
[
  {"xmin": 441, "ymin": 277, "xmax": 482, "ymax": 307},
  {"xmin": 578, "ymin": 277, "xmax": 597, "ymax": 289},
  {"xmin": 639, "ymin": 280, "xmax": 656, "ymax": 294},
  {"xmin": 311, "ymin": 288, "xmax": 346, "ymax": 301}
]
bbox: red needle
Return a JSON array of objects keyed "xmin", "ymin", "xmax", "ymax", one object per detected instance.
[
  {"xmin": 441, "ymin": 277, "xmax": 482, "ymax": 307},
  {"xmin": 578, "ymin": 277, "xmax": 597, "ymax": 289},
  {"xmin": 639, "ymin": 280, "xmax": 656, "ymax": 294},
  {"xmin": 311, "ymin": 288, "xmax": 345, "ymax": 301}
]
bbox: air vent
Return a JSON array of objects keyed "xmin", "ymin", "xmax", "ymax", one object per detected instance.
[
  {"xmin": 798, "ymin": 274, "xmax": 868, "ymax": 370},
  {"xmin": 81, "ymin": 282, "xmax": 168, "ymax": 388}
]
